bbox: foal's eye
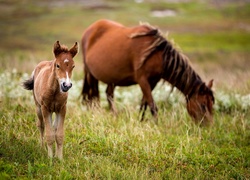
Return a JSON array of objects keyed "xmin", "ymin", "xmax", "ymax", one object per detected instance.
[
  {"xmin": 72, "ymin": 65, "xmax": 75, "ymax": 69},
  {"xmin": 56, "ymin": 64, "xmax": 60, "ymax": 69}
]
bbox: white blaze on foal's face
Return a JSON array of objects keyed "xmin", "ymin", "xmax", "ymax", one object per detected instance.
[
  {"xmin": 55, "ymin": 55, "xmax": 75, "ymax": 93},
  {"xmin": 64, "ymin": 59, "xmax": 71, "ymax": 85}
]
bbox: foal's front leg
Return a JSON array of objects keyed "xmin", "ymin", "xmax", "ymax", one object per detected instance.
[
  {"xmin": 41, "ymin": 106, "xmax": 55, "ymax": 158},
  {"xmin": 36, "ymin": 106, "xmax": 45, "ymax": 147},
  {"xmin": 54, "ymin": 105, "xmax": 66, "ymax": 160}
]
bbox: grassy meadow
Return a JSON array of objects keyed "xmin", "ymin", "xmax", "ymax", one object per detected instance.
[{"xmin": 0, "ymin": 0, "xmax": 250, "ymax": 179}]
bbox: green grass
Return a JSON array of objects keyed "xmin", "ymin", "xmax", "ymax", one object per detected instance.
[
  {"xmin": 0, "ymin": 0, "xmax": 250, "ymax": 179},
  {"xmin": 1, "ymin": 94, "xmax": 250, "ymax": 179},
  {"xmin": 0, "ymin": 70, "xmax": 249, "ymax": 179}
]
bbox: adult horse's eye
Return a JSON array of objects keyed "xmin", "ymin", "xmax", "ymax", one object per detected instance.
[
  {"xmin": 201, "ymin": 104, "xmax": 206, "ymax": 112},
  {"xmin": 56, "ymin": 64, "xmax": 60, "ymax": 69}
]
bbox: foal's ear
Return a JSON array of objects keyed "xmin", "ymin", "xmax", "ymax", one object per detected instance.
[
  {"xmin": 69, "ymin": 42, "xmax": 78, "ymax": 58},
  {"xmin": 54, "ymin": 41, "xmax": 62, "ymax": 57},
  {"xmin": 207, "ymin": 79, "xmax": 213, "ymax": 89}
]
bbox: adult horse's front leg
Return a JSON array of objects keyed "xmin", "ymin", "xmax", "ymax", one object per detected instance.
[
  {"xmin": 106, "ymin": 84, "xmax": 116, "ymax": 114},
  {"xmin": 41, "ymin": 106, "xmax": 55, "ymax": 158},
  {"xmin": 138, "ymin": 77, "xmax": 158, "ymax": 124},
  {"xmin": 54, "ymin": 106, "xmax": 66, "ymax": 160},
  {"xmin": 139, "ymin": 97, "xmax": 147, "ymax": 121},
  {"xmin": 139, "ymin": 79, "xmax": 158, "ymax": 122}
]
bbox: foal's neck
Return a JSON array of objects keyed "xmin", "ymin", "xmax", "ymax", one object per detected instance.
[{"xmin": 47, "ymin": 60, "xmax": 60, "ymax": 93}]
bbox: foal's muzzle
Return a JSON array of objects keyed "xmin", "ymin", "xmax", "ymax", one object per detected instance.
[{"xmin": 61, "ymin": 82, "xmax": 72, "ymax": 92}]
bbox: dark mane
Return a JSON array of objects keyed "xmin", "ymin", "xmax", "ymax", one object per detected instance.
[
  {"xmin": 130, "ymin": 24, "xmax": 166, "ymax": 69},
  {"xmin": 54, "ymin": 44, "xmax": 70, "ymax": 57},
  {"xmin": 161, "ymin": 39, "xmax": 203, "ymax": 98},
  {"xmin": 130, "ymin": 25, "xmax": 203, "ymax": 98}
]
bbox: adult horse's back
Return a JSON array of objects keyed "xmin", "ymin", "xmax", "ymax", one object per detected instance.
[{"xmin": 82, "ymin": 19, "xmax": 214, "ymax": 126}]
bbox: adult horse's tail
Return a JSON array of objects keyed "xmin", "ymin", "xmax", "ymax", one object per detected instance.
[
  {"xmin": 23, "ymin": 76, "xmax": 34, "ymax": 90},
  {"xmin": 81, "ymin": 67, "xmax": 100, "ymax": 105}
]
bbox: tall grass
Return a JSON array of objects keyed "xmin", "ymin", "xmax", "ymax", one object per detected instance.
[
  {"xmin": 0, "ymin": 70, "xmax": 249, "ymax": 179},
  {"xmin": 0, "ymin": 0, "xmax": 250, "ymax": 179}
]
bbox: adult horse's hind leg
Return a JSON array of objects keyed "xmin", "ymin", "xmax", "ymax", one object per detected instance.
[
  {"xmin": 54, "ymin": 106, "xmax": 66, "ymax": 160},
  {"xmin": 36, "ymin": 106, "xmax": 45, "ymax": 147},
  {"xmin": 106, "ymin": 84, "xmax": 116, "ymax": 113}
]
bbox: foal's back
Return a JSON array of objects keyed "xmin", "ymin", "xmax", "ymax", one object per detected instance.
[{"xmin": 33, "ymin": 61, "xmax": 52, "ymax": 83}]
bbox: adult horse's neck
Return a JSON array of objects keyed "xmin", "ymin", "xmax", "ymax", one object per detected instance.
[
  {"xmin": 128, "ymin": 25, "xmax": 204, "ymax": 98},
  {"xmin": 161, "ymin": 42, "xmax": 203, "ymax": 98}
]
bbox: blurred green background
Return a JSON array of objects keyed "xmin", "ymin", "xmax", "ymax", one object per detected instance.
[{"xmin": 0, "ymin": 0, "xmax": 250, "ymax": 92}]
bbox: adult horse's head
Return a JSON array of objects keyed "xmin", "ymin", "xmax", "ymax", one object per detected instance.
[
  {"xmin": 186, "ymin": 79, "xmax": 215, "ymax": 126},
  {"xmin": 53, "ymin": 41, "xmax": 78, "ymax": 92}
]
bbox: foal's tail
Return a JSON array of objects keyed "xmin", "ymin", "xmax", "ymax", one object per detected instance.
[{"xmin": 23, "ymin": 77, "xmax": 34, "ymax": 90}]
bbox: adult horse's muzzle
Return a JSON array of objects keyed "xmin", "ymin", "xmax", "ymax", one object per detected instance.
[{"xmin": 61, "ymin": 82, "xmax": 72, "ymax": 92}]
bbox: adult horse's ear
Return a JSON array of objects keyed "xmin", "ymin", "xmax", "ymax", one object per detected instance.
[
  {"xmin": 70, "ymin": 42, "xmax": 78, "ymax": 58},
  {"xmin": 54, "ymin": 41, "xmax": 61, "ymax": 57},
  {"xmin": 198, "ymin": 83, "xmax": 206, "ymax": 95},
  {"xmin": 207, "ymin": 79, "xmax": 213, "ymax": 89}
]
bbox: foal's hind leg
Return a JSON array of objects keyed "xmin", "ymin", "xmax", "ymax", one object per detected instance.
[{"xmin": 106, "ymin": 84, "xmax": 116, "ymax": 114}]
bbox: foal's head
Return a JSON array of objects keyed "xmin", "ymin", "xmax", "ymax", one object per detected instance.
[
  {"xmin": 186, "ymin": 79, "xmax": 215, "ymax": 126},
  {"xmin": 53, "ymin": 41, "xmax": 78, "ymax": 92}
]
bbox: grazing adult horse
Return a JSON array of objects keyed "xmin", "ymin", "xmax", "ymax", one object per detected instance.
[
  {"xmin": 23, "ymin": 41, "xmax": 78, "ymax": 159},
  {"xmin": 81, "ymin": 19, "xmax": 214, "ymax": 126}
]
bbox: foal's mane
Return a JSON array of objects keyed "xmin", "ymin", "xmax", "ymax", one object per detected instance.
[
  {"xmin": 54, "ymin": 44, "xmax": 71, "ymax": 58},
  {"xmin": 58, "ymin": 45, "xmax": 70, "ymax": 53},
  {"xmin": 130, "ymin": 23, "xmax": 203, "ymax": 97}
]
